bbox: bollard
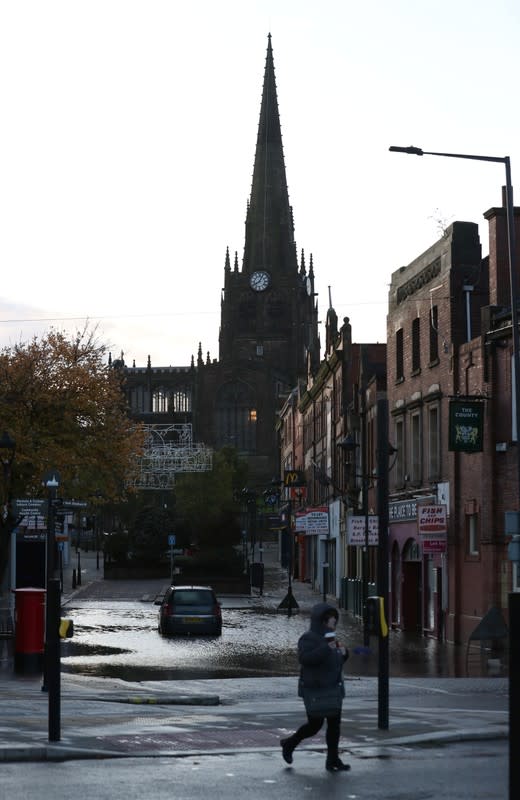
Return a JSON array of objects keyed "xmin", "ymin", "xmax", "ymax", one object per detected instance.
[
  {"xmin": 510, "ymin": 591, "xmax": 520, "ymax": 800},
  {"xmin": 77, "ymin": 552, "xmax": 82, "ymax": 586},
  {"xmin": 47, "ymin": 579, "xmax": 61, "ymax": 741},
  {"xmin": 72, "ymin": 569, "xmax": 76, "ymax": 590}
]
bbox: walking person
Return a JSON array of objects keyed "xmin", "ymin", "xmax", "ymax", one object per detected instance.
[{"xmin": 280, "ymin": 601, "xmax": 350, "ymax": 772}]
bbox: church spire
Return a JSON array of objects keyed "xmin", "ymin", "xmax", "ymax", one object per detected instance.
[{"xmin": 242, "ymin": 34, "xmax": 297, "ymax": 277}]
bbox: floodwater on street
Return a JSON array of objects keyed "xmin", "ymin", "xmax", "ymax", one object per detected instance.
[
  {"xmin": 59, "ymin": 598, "xmax": 493, "ymax": 682},
  {"xmin": 61, "ymin": 602, "xmax": 302, "ymax": 680}
]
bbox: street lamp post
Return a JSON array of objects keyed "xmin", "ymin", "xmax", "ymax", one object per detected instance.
[
  {"xmin": 390, "ymin": 144, "xmax": 519, "ymax": 789},
  {"xmin": 0, "ymin": 432, "xmax": 16, "ymax": 619},
  {"xmin": 376, "ymin": 398, "xmax": 390, "ymax": 730},
  {"xmin": 42, "ymin": 470, "xmax": 61, "ymax": 742}
]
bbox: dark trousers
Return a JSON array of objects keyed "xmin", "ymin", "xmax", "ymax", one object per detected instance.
[{"xmin": 289, "ymin": 712, "xmax": 341, "ymax": 759}]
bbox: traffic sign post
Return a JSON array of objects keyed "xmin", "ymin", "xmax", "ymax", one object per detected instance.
[{"xmin": 168, "ymin": 534, "xmax": 176, "ymax": 582}]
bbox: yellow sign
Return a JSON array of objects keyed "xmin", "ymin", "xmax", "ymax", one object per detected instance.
[{"xmin": 284, "ymin": 470, "xmax": 305, "ymax": 487}]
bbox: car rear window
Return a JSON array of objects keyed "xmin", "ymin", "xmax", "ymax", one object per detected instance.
[{"xmin": 173, "ymin": 590, "xmax": 213, "ymax": 605}]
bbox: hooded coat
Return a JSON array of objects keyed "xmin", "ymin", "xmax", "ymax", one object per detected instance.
[{"xmin": 297, "ymin": 602, "xmax": 349, "ymax": 690}]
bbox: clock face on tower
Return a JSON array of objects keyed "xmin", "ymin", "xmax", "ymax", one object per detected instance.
[{"xmin": 249, "ymin": 270, "xmax": 271, "ymax": 292}]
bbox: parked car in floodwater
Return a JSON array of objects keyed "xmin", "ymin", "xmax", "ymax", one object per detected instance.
[{"xmin": 157, "ymin": 585, "xmax": 222, "ymax": 636}]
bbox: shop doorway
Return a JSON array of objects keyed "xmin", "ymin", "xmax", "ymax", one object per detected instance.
[
  {"xmin": 401, "ymin": 538, "xmax": 422, "ymax": 632},
  {"xmin": 391, "ymin": 540, "xmax": 401, "ymax": 626}
]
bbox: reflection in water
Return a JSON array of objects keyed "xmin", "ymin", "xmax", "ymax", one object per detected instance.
[{"xmin": 59, "ymin": 599, "xmax": 475, "ymax": 682}]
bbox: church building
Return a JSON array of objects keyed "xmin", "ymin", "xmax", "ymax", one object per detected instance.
[{"xmin": 122, "ymin": 35, "xmax": 320, "ymax": 486}]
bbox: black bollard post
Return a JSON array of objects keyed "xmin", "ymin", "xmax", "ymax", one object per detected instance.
[
  {"xmin": 47, "ymin": 578, "xmax": 61, "ymax": 741},
  {"xmin": 77, "ymin": 551, "xmax": 82, "ymax": 586},
  {"xmin": 72, "ymin": 569, "xmax": 76, "ymax": 590},
  {"xmin": 510, "ymin": 591, "xmax": 520, "ymax": 800}
]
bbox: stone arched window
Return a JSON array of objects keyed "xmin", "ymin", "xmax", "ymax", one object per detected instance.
[
  {"xmin": 215, "ymin": 380, "xmax": 257, "ymax": 452},
  {"xmin": 152, "ymin": 387, "xmax": 169, "ymax": 414},
  {"xmin": 172, "ymin": 388, "xmax": 192, "ymax": 413},
  {"xmin": 129, "ymin": 385, "xmax": 149, "ymax": 413}
]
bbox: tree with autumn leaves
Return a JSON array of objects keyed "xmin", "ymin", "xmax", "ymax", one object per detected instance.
[{"xmin": 0, "ymin": 327, "xmax": 145, "ymax": 588}]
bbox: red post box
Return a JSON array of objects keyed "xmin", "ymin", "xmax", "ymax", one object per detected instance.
[{"xmin": 14, "ymin": 588, "xmax": 46, "ymax": 674}]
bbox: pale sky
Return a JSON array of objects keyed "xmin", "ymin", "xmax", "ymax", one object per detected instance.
[{"xmin": 1, "ymin": 0, "xmax": 519, "ymax": 367}]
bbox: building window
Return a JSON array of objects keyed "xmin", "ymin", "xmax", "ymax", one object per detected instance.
[
  {"xmin": 130, "ymin": 385, "xmax": 148, "ymax": 413},
  {"xmin": 256, "ymin": 344, "xmax": 264, "ymax": 356},
  {"xmin": 215, "ymin": 380, "xmax": 257, "ymax": 452},
  {"xmin": 427, "ymin": 405, "xmax": 440, "ymax": 479},
  {"xmin": 429, "ymin": 305, "xmax": 439, "ymax": 363},
  {"xmin": 394, "ymin": 417, "xmax": 405, "ymax": 488},
  {"xmin": 467, "ymin": 513, "xmax": 479, "ymax": 556},
  {"xmin": 396, "ymin": 328, "xmax": 404, "ymax": 381},
  {"xmin": 410, "ymin": 411, "xmax": 421, "ymax": 483},
  {"xmin": 152, "ymin": 388, "xmax": 169, "ymax": 414},
  {"xmin": 172, "ymin": 389, "xmax": 192, "ymax": 413},
  {"xmin": 412, "ymin": 317, "xmax": 421, "ymax": 373}
]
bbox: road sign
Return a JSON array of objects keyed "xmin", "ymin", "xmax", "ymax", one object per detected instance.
[
  {"xmin": 60, "ymin": 501, "xmax": 88, "ymax": 510},
  {"xmin": 13, "ymin": 499, "xmax": 46, "ymax": 517},
  {"xmin": 168, "ymin": 534, "xmax": 176, "ymax": 546}
]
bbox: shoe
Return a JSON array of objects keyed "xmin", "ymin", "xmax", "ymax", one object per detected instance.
[
  {"xmin": 280, "ymin": 737, "xmax": 294, "ymax": 765},
  {"xmin": 326, "ymin": 757, "xmax": 351, "ymax": 772}
]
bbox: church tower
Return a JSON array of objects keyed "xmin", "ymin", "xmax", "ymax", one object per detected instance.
[
  {"xmin": 219, "ymin": 35, "xmax": 319, "ymax": 375},
  {"xmin": 123, "ymin": 36, "xmax": 320, "ymax": 487},
  {"xmin": 196, "ymin": 34, "xmax": 319, "ymax": 483}
]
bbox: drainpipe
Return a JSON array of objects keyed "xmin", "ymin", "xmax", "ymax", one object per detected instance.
[{"xmin": 463, "ymin": 284, "xmax": 474, "ymax": 342}]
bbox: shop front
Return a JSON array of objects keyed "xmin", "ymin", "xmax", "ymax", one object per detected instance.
[{"xmin": 388, "ymin": 497, "xmax": 446, "ymax": 639}]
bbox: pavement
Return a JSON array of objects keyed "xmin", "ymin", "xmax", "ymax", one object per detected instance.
[{"xmin": 0, "ymin": 544, "xmax": 510, "ymax": 763}]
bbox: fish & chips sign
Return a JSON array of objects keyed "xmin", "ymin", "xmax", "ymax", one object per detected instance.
[{"xmin": 418, "ymin": 504, "xmax": 447, "ymax": 554}]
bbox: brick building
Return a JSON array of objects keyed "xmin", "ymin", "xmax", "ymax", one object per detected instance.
[
  {"xmin": 386, "ymin": 198, "xmax": 520, "ymax": 643},
  {"xmin": 278, "ymin": 309, "xmax": 386, "ymax": 604}
]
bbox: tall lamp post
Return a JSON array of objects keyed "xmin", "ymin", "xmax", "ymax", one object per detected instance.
[
  {"xmin": 0, "ymin": 432, "xmax": 16, "ymax": 618},
  {"xmin": 390, "ymin": 145, "xmax": 519, "ymax": 791}
]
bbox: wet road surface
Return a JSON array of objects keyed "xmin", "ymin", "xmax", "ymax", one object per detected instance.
[
  {"xmin": 56, "ymin": 545, "xmax": 508, "ymax": 682},
  {"xmin": 60, "ymin": 595, "xmax": 490, "ymax": 682}
]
